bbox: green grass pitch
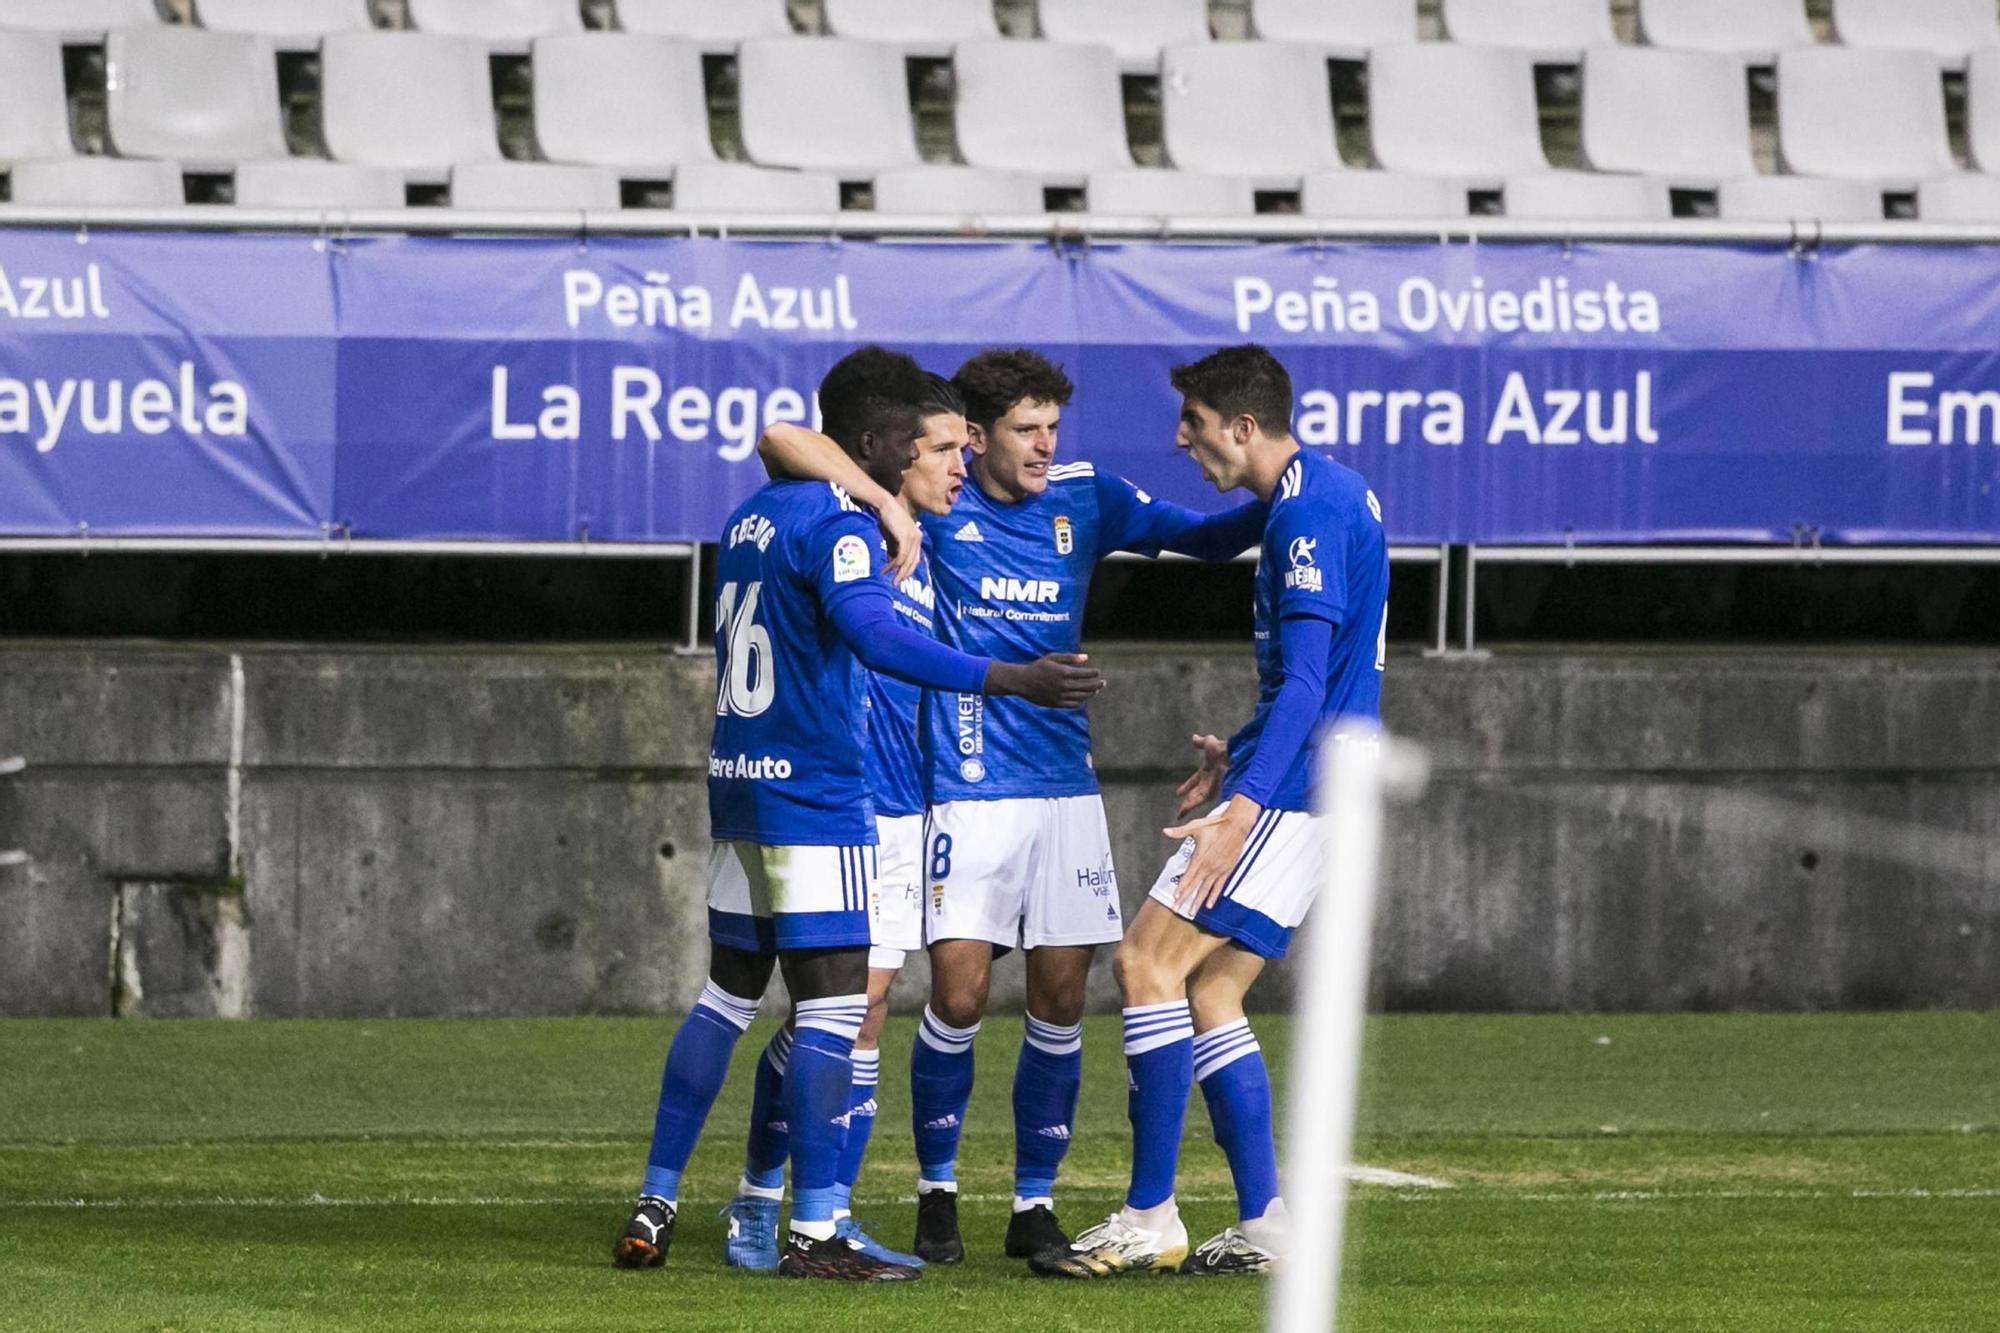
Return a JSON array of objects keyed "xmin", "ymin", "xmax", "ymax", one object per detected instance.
[{"xmin": 3, "ymin": 1012, "xmax": 1998, "ymax": 1331}]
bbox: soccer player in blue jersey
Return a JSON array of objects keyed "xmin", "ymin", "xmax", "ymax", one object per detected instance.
[
  {"xmin": 909, "ymin": 349, "xmax": 1269, "ymax": 1264},
  {"xmin": 611, "ymin": 348, "xmax": 1102, "ymax": 1283},
  {"xmin": 1033, "ymin": 344, "xmax": 1389, "ymax": 1280},
  {"xmin": 720, "ymin": 375, "xmax": 972, "ymax": 1272}
]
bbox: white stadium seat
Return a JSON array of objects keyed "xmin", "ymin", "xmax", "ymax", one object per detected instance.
[
  {"xmin": 1505, "ymin": 170, "xmax": 1672, "ymax": 220},
  {"xmin": 0, "ymin": 0, "xmax": 161, "ymax": 40},
  {"xmin": 9, "ymin": 157, "xmax": 184, "ymax": 207},
  {"xmin": 671, "ymin": 161, "xmax": 840, "ymax": 212},
  {"xmin": 1968, "ymin": 50, "xmax": 2000, "ymax": 175},
  {"xmin": 450, "ymin": 161, "xmax": 622, "ymax": 210},
  {"xmin": 1370, "ymin": 44, "xmax": 1548, "ymax": 185},
  {"xmin": 0, "ymin": 31, "xmax": 75, "ymax": 166},
  {"xmin": 1635, "ymin": 0, "xmax": 1814, "ymax": 64},
  {"xmin": 533, "ymin": 34, "xmax": 712, "ymax": 178},
  {"xmin": 737, "ymin": 37, "xmax": 919, "ymax": 177},
  {"xmin": 1831, "ymin": 0, "xmax": 2000, "ymax": 72},
  {"xmin": 1038, "ymin": 0, "xmax": 1210, "ymax": 74},
  {"xmin": 1250, "ymin": 0, "xmax": 1417, "ymax": 60},
  {"xmin": 406, "ymin": 0, "xmax": 582, "ymax": 54},
  {"xmin": 1581, "ymin": 46, "xmax": 1755, "ymax": 187},
  {"xmin": 824, "ymin": 0, "xmax": 999, "ymax": 57},
  {"xmin": 613, "ymin": 0, "xmax": 792, "ymax": 53},
  {"xmin": 1716, "ymin": 174, "xmax": 1883, "ymax": 221},
  {"xmin": 322, "ymin": 33, "xmax": 501, "ymax": 182},
  {"xmin": 1917, "ymin": 172, "xmax": 2000, "ymax": 222},
  {"xmin": 955, "ymin": 39, "xmax": 1131, "ymax": 185},
  {"xmin": 194, "ymin": 0, "xmax": 376, "ymax": 53},
  {"xmin": 232, "ymin": 159, "xmax": 406, "ymax": 208},
  {"xmin": 871, "ymin": 165, "xmax": 1045, "ymax": 214},
  {"xmin": 105, "ymin": 29, "xmax": 289, "ymax": 172},
  {"xmin": 1086, "ymin": 167, "xmax": 1254, "ymax": 216},
  {"xmin": 1777, "ymin": 48, "xmax": 1955, "ymax": 187},
  {"xmin": 1162, "ymin": 42, "xmax": 1342, "ymax": 186},
  {"xmin": 1301, "ymin": 170, "xmax": 1467, "ymax": 217},
  {"xmin": 1440, "ymin": 0, "xmax": 1615, "ymax": 63}
]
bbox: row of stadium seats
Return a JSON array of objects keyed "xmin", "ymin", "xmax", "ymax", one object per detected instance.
[
  {"xmin": 13, "ymin": 1, "xmax": 2000, "ymax": 69},
  {"xmin": 7, "ymin": 26, "xmax": 2000, "ymax": 220}
]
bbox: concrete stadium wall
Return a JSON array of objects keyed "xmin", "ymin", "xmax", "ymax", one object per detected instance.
[{"xmin": 0, "ymin": 643, "xmax": 1995, "ymax": 1018}]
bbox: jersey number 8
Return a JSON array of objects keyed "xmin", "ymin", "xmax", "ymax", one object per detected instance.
[{"xmin": 714, "ymin": 580, "xmax": 775, "ymax": 718}]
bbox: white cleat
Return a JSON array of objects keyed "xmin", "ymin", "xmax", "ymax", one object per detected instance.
[
  {"xmin": 1180, "ymin": 1226, "xmax": 1280, "ymax": 1277},
  {"xmin": 1028, "ymin": 1210, "xmax": 1189, "ymax": 1279}
]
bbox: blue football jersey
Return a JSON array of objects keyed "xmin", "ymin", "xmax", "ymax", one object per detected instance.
[
  {"xmin": 1222, "ymin": 449, "xmax": 1389, "ymax": 812},
  {"xmin": 922, "ymin": 462, "xmax": 1243, "ymax": 803},
  {"xmin": 863, "ymin": 550, "xmax": 936, "ymax": 819},
  {"xmin": 708, "ymin": 479, "xmax": 890, "ymax": 846}
]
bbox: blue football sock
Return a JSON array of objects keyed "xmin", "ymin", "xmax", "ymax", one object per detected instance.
[
  {"xmin": 641, "ymin": 979, "xmax": 761, "ymax": 1203},
  {"xmin": 910, "ymin": 1006, "xmax": 979, "ymax": 1187},
  {"xmin": 740, "ymin": 1027, "xmax": 792, "ymax": 1193},
  {"xmin": 1013, "ymin": 1015, "xmax": 1082, "ymax": 1203},
  {"xmin": 1123, "ymin": 1000, "xmax": 1194, "ymax": 1212},
  {"xmin": 1194, "ymin": 1019, "xmax": 1281, "ymax": 1223},
  {"xmin": 833, "ymin": 1046, "xmax": 881, "ymax": 1213},
  {"xmin": 786, "ymin": 994, "xmax": 866, "ymax": 1233}
]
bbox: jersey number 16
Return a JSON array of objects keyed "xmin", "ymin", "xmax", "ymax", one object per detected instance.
[{"xmin": 715, "ymin": 580, "xmax": 775, "ymax": 718}]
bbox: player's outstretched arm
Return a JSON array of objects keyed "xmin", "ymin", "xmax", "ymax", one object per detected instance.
[
  {"xmin": 828, "ymin": 593, "xmax": 1103, "ymax": 709},
  {"xmin": 983, "ymin": 653, "xmax": 1105, "ymax": 710},
  {"xmin": 758, "ymin": 423, "xmax": 921, "ymax": 581},
  {"xmin": 1093, "ymin": 471, "xmax": 1266, "ymax": 563}
]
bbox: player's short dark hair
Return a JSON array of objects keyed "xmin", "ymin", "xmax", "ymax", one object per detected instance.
[
  {"xmin": 951, "ymin": 348, "xmax": 1074, "ymax": 431},
  {"xmin": 1169, "ymin": 344, "xmax": 1295, "ymax": 437},
  {"xmin": 817, "ymin": 346, "xmax": 932, "ymax": 451},
  {"xmin": 918, "ymin": 372, "xmax": 966, "ymax": 421}
]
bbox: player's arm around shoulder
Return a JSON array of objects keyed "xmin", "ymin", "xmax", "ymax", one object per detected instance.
[{"xmin": 758, "ymin": 422, "xmax": 921, "ymax": 582}]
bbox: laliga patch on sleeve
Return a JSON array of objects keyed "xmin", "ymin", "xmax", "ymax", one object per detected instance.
[{"xmin": 832, "ymin": 533, "xmax": 871, "ymax": 583}]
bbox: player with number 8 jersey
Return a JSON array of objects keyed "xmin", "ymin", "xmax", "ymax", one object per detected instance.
[{"xmin": 614, "ymin": 348, "xmax": 1102, "ymax": 1286}]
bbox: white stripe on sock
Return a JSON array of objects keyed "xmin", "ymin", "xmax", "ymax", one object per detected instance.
[
  {"xmin": 918, "ymin": 1006, "xmax": 980, "ymax": 1054},
  {"xmin": 696, "ymin": 981, "xmax": 761, "ymax": 1032},
  {"xmin": 1024, "ymin": 1016, "xmax": 1083, "ymax": 1056},
  {"xmin": 796, "ymin": 994, "xmax": 867, "ymax": 1042},
  {"xmin": 850, "ymin": 1048, "xmax": 882, "ymax": 1086},
  {"xmin": 1123, "ymin": 1002, "xmax": 1193, "ymax": 1056}
]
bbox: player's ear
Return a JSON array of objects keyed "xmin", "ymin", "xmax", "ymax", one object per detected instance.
[{"xmin": 965, "ymin": 421, "xmax": 989, "ymax": 456}]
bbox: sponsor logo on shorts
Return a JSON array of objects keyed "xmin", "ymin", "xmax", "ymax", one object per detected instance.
[{"xmin": 1076, "ymin": 858, "xmax": 1116, "ymax": 898}]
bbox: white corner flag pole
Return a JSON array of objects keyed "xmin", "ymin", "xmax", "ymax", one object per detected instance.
[{"xmin": 1269, "ymin": 728, "xmax": 1425, "ymax": 1333}]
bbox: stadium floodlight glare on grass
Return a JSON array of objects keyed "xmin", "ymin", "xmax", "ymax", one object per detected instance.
[{"xmin": 1271, "ymin": 727, "xmax": 1429, "ymax": 1333}]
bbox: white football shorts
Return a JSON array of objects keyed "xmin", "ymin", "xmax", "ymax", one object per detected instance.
[
  {"xmin": 922, "ymin": 795, "xmax": 1123, "ymax": 951},
  {"xmin": 870, "ymin": 812, "xmax": 925, "ymax": 969},
  {"xmin": 1147, "ymin": 804, "xmax": 1323, "ymax": 960},
  {"xmin": 706, "ymin": 840, "xmax": 875, "ymax": 954}
]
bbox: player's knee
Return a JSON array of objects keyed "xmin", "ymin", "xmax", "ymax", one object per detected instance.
[
  {"xmin": 928, "ymin": 980, "xmax": 987, "ymax": 1030},
  {"xmin": 1113, "ymin": 937, "xmax": 1178, "ymax": 1006}
]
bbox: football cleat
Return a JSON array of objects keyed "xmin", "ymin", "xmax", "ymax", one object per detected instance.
[
  {"xmin": 912, "ymin": 1188, "xmax": 964, "ymax": 1264},
  {"xmin": 1180, "ymin": 1226, "xmax": 1278, "ymax": 1277},
  {"xmin": 1028, "ymin": 1211, "xmax": 1189, "ymax": 1279},
  {"xmin": 777, "ymin": 1229, "xmax": 922, "ymax": 1282},
  {"xmin": 1002, "ymin": 1203, "xmax": 1070, "ymax": 1260},
  {"xmin": 721, "ymin": 1195, "xmax": 782, "ymax": 1271},
  {"xmin": 835, "ymin": 1215, "xmax": 927, "ymax": 1268},
  {"xmin": 611, "ymin": 1195, "xmax": 675, "ymax": 1269}
]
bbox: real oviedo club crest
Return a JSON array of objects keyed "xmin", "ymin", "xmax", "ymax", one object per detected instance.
[{"xmin": 1053, "ymin": 514, "xmax": 1074, "ymax": 555}]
